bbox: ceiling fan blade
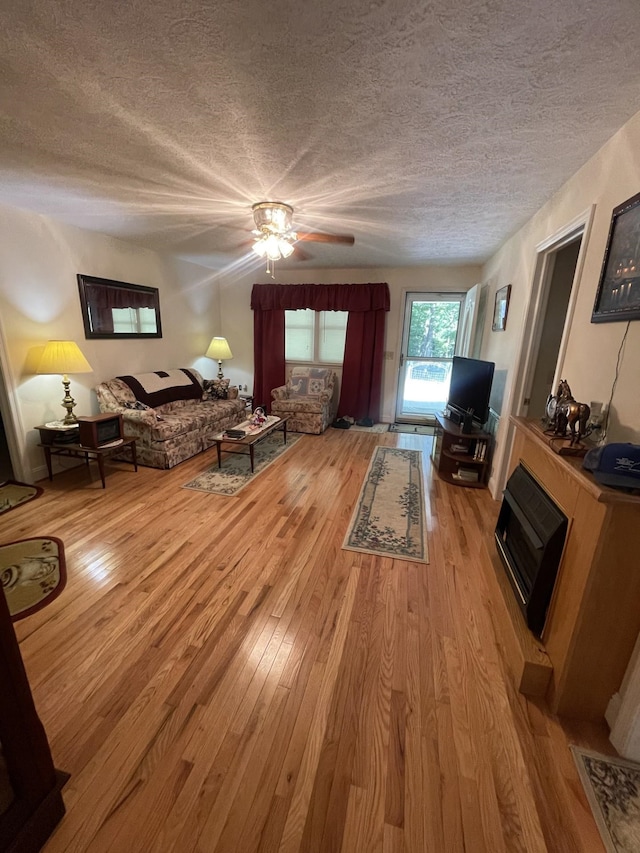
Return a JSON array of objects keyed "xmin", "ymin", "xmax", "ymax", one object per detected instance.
[
  {"xmin": 293, "ymin": 246, "xmax": 313, "ymax": 261},
  {"xmin": 295, "ymin": 232, "xmax": 355, "ymax": 245}
]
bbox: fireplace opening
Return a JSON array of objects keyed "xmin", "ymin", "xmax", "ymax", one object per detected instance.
[{"xmin": 495, "ymin": 463, "xmax": 568, "ymax": 637}]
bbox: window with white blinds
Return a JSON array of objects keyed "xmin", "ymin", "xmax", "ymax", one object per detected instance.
[
  {"xmin": 285, "ymin": 310, "xmax": 348, "ymax": 363},
  {"xmin": 112, "ymin": 307, "xmax": 157, "ymax": 334}
]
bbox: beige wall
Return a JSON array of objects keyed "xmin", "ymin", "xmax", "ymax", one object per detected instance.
[
  {"xmin": 481, "ymin": 110, "xmax": 640, "ymax": 494},
  {"xmin": 477, "ymin": 109, "xmax": 640, "ymax": 731},
  {"xmin": 219, "ymin": 265, "xmax": 482, "ymax": 423},
  {"xmin": 0, "ymin": 202, "xmax": 223, "ymax": 480}
]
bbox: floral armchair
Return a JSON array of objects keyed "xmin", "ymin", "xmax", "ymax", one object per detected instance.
[{"xmin": 271, "ymin": 366, "xmax": 338, "ymax": 434}]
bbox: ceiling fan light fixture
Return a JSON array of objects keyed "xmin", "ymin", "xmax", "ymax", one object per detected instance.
[
  {"xmin": 252, "ymin": 232, "xmax": 296, "ymax": 262},
  {"xmin": 252, "ymin": 239, "xmax": 268, "ymax": 257},
  {"xmin": 279, "ymin": 238, "xmax": 295, "ymax": 258},
  {"xmin": 252, "ymin": 201, "xmax": 293, "ymax": 234},
  {"xmin": 265, "ymin": 234, "xmax": 282, "ymax": 261}
]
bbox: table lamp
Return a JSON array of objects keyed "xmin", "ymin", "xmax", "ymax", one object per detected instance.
[
  {"xmin": 205, "ymin": 336, "xmax": 233, "ymax": 379},
  {"xmin": 36, "ymin": 340, "xmax": 93, "ymax": 424}
]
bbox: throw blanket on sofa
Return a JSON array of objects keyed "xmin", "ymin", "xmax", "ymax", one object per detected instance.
[{"xmin": 117, "ymin": 369, "xmax": 202, "ymax": 408}]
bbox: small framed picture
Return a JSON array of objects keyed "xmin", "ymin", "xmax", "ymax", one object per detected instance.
[
  {"xmin": 492, "ymin": 284, "xmax": 511, "ymax": 331},
  {"xmin": 592, "ymin": 190, "xmax": 640, "ymax": 323}
]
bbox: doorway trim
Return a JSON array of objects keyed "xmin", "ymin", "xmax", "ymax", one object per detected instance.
[
  {"xmin": 0, "ymin": 318, "xmax": 29, "ymax": 483},
  {"xmin": 492, "ymin": 205, "xmax": 596, "ymax": 497}
]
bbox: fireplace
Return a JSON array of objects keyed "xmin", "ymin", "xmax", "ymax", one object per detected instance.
[{"xmin": 495, "ymin": 463, "xmax": 568, "ymax": 637}]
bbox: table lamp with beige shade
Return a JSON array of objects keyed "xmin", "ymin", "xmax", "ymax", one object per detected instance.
[
  {"xmin": 205, "ymin": 336, "xmax": 233, "ymax": 379},
  {"xmin": 36, "ymin": 340, "xmax": 93, "ymax": 424}
]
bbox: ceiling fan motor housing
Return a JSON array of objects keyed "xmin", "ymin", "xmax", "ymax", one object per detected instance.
[{"xmin": 252, "ymin": 202, "xmax": 293, "ymax": 235}]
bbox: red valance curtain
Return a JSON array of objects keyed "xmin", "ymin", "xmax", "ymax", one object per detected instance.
[{"xmin": 251, "ymin": 282, "xmax": 390, "ymax": 421}]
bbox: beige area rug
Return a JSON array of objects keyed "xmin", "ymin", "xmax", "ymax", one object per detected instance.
[
  {"xmin": 343, "ymin": 446, "xmax": 428, "ymax": 563},
  {"xmin": 1, "ymin": 537, "xmax": 67, "ymax": 621},
  {"xmin": 0, "ymin": 480, "xmax": 42, "ymax": 515},
  {"xmin": 571, "ymin": 746, "xmax": 640, "ymax": 852},
  {"xmin": 183, "ymin": 432, "xmax": 302, "ymax": 496}
]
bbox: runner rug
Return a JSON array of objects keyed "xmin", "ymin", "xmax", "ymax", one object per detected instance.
[
  {"xmin": 183, "ymin": 432, "xmax": 302, "ymax": 496},
  {"xmin": 571, "ymin": 746, "xmax": 640, "ymax": 852},
  {"xmin": 1, "ymin": 537, "xmax": 67, "ymax": 621},
  {"xmin": 343, "ymin": 446, "xmax": 428, "ymax": 563},
  {"xmin": 0, "ymin": 480, "xmax": 42, "ymax": 515}
]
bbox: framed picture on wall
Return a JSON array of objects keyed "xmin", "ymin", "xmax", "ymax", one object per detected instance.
[
  {"xmin": 492, "ymin": 284, "xmax": 511, "ymax": 331},
  {"xmin": 592, "ymin": 190, "xmax": 640, "ymax": 323},
  {"xmin": 77, "ymin": 275, "xmax": 162, "ymax": 339}
]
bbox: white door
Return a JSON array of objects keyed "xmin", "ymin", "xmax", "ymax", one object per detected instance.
[
  {"xmin": 456, "ymin": 284, "xmax": 480, "ymax": 357},
  {"xmin": 395, "ymin": 292, "xmax": 465, "ymax": 423}
]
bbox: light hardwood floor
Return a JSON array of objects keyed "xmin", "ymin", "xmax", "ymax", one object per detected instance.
[{"xmin": 4, "ymin": 429, "xmax": 612, "ymax": 852}]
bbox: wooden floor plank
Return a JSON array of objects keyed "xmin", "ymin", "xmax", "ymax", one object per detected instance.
[{"xmin": 0, "ymin": 429, "xmax": 613, "ymax": 852}]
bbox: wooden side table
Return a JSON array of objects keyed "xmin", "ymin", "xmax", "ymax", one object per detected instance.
[
  {"xmin": 431, "ymin": 413, "xmax": 492, "ymax": 487},
  {"xmin": 35, "ymin": 425, "xmax": 137, "ymax": 489}
]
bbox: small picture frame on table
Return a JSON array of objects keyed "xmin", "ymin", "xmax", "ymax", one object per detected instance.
[
  {"xmin": 592, "ymin": 190, "xmax": 640, "ymax": 323},
  {"xmin": 492, "ymin": 284, "xmax": 511, "ymax": 331}
]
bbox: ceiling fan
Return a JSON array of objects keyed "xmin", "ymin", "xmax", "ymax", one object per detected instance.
[{"xmin": 250, "ymin": 202, "xmax": 355, "ymax": 267}]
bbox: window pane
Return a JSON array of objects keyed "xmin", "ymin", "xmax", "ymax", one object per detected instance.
[
  {"xmin": 139, "ymin": 307, "xmax": 157, "ymax": 334},
  {"xmin": 285, "ymin": 309, "xmax": 314, "ymax": 361},
  {"xmin": 318, "ymin": 311, "xmax": 347, "ymax": 362},
  {"xmin": 403, "ymin": 359, "xmax": 452, "ymax": 416},
  {"xmin": 407, "ymin": 301, "xmax": 460, "ymax": 358},
  {"xmin": 112, "ymin": 308, "xmax": 137, "ymax": 333}
]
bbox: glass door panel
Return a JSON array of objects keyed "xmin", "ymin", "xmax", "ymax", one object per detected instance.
[{"xmin": 396, "ymin": 293, "xmax": 463, "ymax": 422}]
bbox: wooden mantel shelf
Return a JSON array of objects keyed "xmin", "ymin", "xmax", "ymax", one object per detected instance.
[
  {"xmin": 499, "ymin": 417, "xmax": 640, "ymax": 720},
  {"xmin": 512, "ymin": 417, "xmax": 640, "ymax": 506}
]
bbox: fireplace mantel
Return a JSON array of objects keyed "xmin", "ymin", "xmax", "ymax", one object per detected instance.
[{"xmin": 504, "ymin": 417, "xmax": 640, "ymax": 720}]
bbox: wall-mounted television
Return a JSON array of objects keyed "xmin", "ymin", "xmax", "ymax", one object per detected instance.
[{"xmin": 446, "ymin": 356, "xmax": 495, "ymax": 428}]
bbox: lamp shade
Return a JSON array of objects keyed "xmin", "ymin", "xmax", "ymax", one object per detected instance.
[
  {"xmin": 205, "ymin": 337, "xmax": 233, "ymax": 360},
  {"xmin": 36, "ymin": 340, "xmax": 93, "ymax": 375}
]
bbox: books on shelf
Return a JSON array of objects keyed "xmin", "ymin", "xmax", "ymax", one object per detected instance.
[
  {"xmin": 473, "ymin": 438, "xmax": 488, "ymax": 461},
  {"xmin": 452, "ymin": 468, "xmax": 479, "ymax": 483},
  {"xmin": 449, "ymin": 443, "xmax": 469, "ymax": 454}
]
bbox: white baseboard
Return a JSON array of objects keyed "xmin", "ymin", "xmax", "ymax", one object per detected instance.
[{"xmin": 606, "ymin": 692, "xmax": 622, "ymax": 729}]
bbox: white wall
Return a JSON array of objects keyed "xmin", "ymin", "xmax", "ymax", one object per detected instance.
[
  {"xmin": 219, "ymin": 264, "xmax": 482, "ymax": 423},
  {"xmin": 480, "ymin": 110, "xmax": 640, "ymax": 494},
  {"xmin": 0, "ymin": 202, "xmax": 223, "ymax": 480}
]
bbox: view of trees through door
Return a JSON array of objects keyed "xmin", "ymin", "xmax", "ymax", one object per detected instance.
[{"xmin": 396, "ymin": 293, "xmax": 464, "ymax": 422}]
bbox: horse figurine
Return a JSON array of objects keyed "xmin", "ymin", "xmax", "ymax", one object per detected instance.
[{"xmin": 553, "ymin": 380, "xmax": 590, "ymax": 445}]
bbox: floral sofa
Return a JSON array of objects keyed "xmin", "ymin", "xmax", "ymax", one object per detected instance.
[
  {"xmin": 270, "ymin": 366, "xmax": 338, "ymax": 434},
  {"xmin": 95, "ymin": 368, "xmax": 245, "ymax": 469}
]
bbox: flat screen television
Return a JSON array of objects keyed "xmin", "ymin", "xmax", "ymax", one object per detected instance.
[{"xmin": 446, "ymin": 356, "xmax": 495, "ymax": 428}]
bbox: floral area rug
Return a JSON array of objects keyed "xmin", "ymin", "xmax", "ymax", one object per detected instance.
[
  {"xmin": 183, "ymin": 432, "xmax": 302, "ymax": 496},
  {"xmin": 571, "ymin": 746, "xmax": 640, "ymax": 852},
  {"xmin": 0, "ymin": 480, "xmax": 42, "ymax": 515},
  {"xmin": 1, "ymin": 537, "xmax": 67, "ymax": 621},
  {"xmin": 343, "ymin": 446, "xmax": 428, "ymax": 563}
]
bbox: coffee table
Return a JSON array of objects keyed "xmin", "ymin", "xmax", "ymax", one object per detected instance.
[{"xmin": 212, "ymin": 416, "xmax": 290, "ymax": 473}]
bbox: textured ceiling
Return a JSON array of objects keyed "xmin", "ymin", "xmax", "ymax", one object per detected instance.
[{"xmin": 2, "ymin": 0, "xmax": 640, "ymax": 271}]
